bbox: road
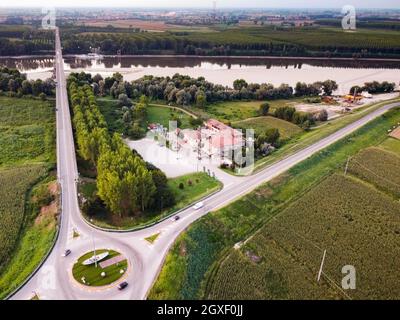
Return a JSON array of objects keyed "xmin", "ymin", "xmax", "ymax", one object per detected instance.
[{"xmin": 9, "ymin": 29, "xmax": 400, "ymax": 300}]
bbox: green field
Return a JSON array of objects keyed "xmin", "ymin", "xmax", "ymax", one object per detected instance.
[
  {"xmin": 82, "ymin": 172, "xmax": 222, "ymax": 230},
  {"xmin": 234, "ymin": 116, "xmax": 303, "ymax": 141},
  {"xmin": 149, "ymin": 105, "xmax": 400, "ymax": 300},
  {"xmin": 72, "ymin": 249, "xmax": 128, "ymax": 287},
  {"xmin": 0, "ymin": 96, "xmax": 56, "ymax": 299},
  {"xmin": 194, "ymin": 99, "xmax": 301, "ymax": 123},
  {"xmin": 97, "ymin": 98, "xmax": 193, "ymax": 134},
  {"xmin": 147, "ymin": 105, "xmax": 193, "ymax": 129},
  {"xmin": 0, "ymin": 97, "xmax": 55, "ymax": 167}
]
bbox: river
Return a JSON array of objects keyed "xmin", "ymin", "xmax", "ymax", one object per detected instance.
[{"xmin": 1, "ymin": 55, "xmax": 399, "ymax": 95}]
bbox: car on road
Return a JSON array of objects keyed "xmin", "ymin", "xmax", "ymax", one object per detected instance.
[
  {"xmin": 62, "ymin": 249, "xmax": 71, "ymax": 257},
  {"xmin": 173, "ymin": 215, "xmax": 180, "ymax": 221},
  {"xmin": 192, "ymin": 202, "xmax": 204, "ymax": 210},
  {"xmin": 118, "ymin": 281, "xmax": 128, "ymax": 290}
]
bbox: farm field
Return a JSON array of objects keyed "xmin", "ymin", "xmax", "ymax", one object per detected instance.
[
  {"xmin": 207, "ymin": 173, "xmax": 400, "ymax": 300},
  {"xmin": 0, "ymin": 96, "xmax": 55, "ymax": 167},
  {"xmin": 0, "ymin": 96, "xmax": 57, "ymax": 299},
  {"xmin": 234, "ymin": 116, "xmax": 303, "ymax": 141},
  {"xmin": 149, "ymin": 104, "xmax": 400, "ymax": 300},
  {"xmin": 81, "ymin": 172, "xmax": 222, "ymax": 230},
  {"xmin": 347, "ymin": 147, "xmax": 400, "ymax": 197}
]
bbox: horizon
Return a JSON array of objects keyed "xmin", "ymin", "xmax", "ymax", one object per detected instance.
[{"xmin": 0, "ymin": 0, "xmax": 399, "ymax": 10}]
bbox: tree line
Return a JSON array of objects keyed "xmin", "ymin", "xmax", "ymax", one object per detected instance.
[
  {"xmin": 349, "ymin": 81, "xmax": 396, "ymax": 95},
  {"xmin": 69, "ymin": 81, "xmax": 174, "ymax": 217},
  {"xmin": 0, "ymin": 67, "xmax": 55, "ymax": 99},
  {"xmin": 68, "ymin": 71, "xmax": 339, "ymax": 108}
]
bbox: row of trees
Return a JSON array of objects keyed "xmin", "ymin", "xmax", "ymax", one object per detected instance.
[
  {"xmin": 69, "ymin": 71, "xmax": 339, "ymax": 108},
  {"xmin": 0, "ymin": 67, "xmax": 55, "ymax": 98},
  {"xmin": 69, "ymin": 81, "xmax": 173, "ymax": 216},
  {"xmin": 349, "ymin": 81, "xmax": 396, "ymax": 94}
]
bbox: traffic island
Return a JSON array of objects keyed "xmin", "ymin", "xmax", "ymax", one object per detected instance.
[{"xmin": 72, "ymin": 249, "xmax": 128, "ymax": 287}]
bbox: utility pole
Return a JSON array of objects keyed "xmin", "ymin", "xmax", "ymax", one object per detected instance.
[{"xmin": 317, "ymin": 249, "xmax": 327, "ymax": 282}]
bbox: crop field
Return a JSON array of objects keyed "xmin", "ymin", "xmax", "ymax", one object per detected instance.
[
  {"xmin": 0, "ymin": 96, "xmax": 56, "ymax": 298},
  {"xmin": 347, "ymin": 147, "xmax": 400, "ymax": 197},
  {"xmin": 0, "ymin": 165, "xmax": 48, "ymax": 272},
  {"xmin": 234, "ymin": 116, "xmax": 303, "ymax": 141},
  {"xmin": 207, "ymin": 173, "xmax": 400, "ymax": 300},
  {"xmin": 0, "ymin": 97, "xmax": 55, "ymax": 167}
]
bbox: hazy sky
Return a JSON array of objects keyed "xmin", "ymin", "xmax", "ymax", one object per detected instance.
[{"xmin": 0, "ymin": 0, "xmax": 398, "ymax": 9}]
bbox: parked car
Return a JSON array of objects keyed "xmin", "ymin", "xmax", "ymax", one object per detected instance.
[
  {"xmin": 118, "ymin": 281, "xmax": 128, "ymax": 290},
  {"xmin": 173, "ymin": 215, "xmax": 180, "ymax": 221},
  {"xmin": 193, "ymin": 202, "xmax": 204, "ymax": 210},
  {"xmin": 62, "ymin": 249, "xmax": 71, "ymax": 257}
]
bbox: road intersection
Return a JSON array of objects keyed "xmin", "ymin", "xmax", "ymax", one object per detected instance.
[{"xmin": 9, "ymin": 28, "xmax": 400, "ymax": 300}]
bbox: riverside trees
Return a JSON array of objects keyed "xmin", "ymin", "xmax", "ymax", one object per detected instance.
[{"xmin": 69, "ymin": 81, "xmax": 158, "ymax": 216}]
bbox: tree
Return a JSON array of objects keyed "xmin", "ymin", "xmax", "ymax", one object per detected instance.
[
  {"xmin": 233, "ymin": 79, "xmax": 248, "ymax": 90},
  {"xmin": 195, "ymin": 90, "xmax": 207, "ymax": 108},
  {"xmin": 317, "ymin": 109, "xmax": 328, "ymax": 122},
  {"xmin": 118, "ymin": 93, "xmax": 133, "ymax": 107},
  {"xmin": 259, "ymin": 102, "xmax": 270, "ymax": 116},
  {"xmin": 321, "ymin": 80, "xmax": 338, "ymax": 96}
]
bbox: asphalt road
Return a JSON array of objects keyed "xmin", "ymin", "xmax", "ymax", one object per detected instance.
[{"xmin": 9, "ymin": 29, "xmax": 400, "ymax": 300}]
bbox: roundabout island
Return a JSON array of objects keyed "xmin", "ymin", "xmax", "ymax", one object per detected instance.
[{"xmin": 72, "ymin": 249, "xmax": 128, "ymax": 287}]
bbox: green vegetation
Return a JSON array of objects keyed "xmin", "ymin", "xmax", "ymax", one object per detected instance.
[
  {"xmin": 0, "ymin": 96, "xmax": 55, "ymax": 166},
  {"xmin": 0, "ymin": 95, "xmax": 57, "ymax": 299},
  {"xmin": 207, "ymin": 173, "xmax": 400, "ymax": 299},
  {"xmin": 61, "ymin": 25, "xmax": 400, "ymax": 58},
  {"xmin": 72, "ymin": 249, "xmax": 127, "ymax": 287},
  {"xmin": 147, "ymin": 105, "xmax": 192, "ymax": 129},
  {"xmin": 234, "ymin": 116, "xmax": 303, "ymax": 141},
  {"xmin": 347, "ymin": 147, "xmax": 400, "ymax": 197},
  {"xmin": 149, "ymin": 105, "xmax": 400, "ymax": 300},
  {"xmin": 97, "ymin": 98, "xmax": 194, "ymax": 134},
  {"xmin": 81, "ymin": 172, "xmax": 221, "ymax": 230},
  {"xmin": 145, "ymin": 233, "xmax": 161, "ymax": 244}
]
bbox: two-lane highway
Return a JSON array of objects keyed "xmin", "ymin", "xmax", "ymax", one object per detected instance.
[{"xmin": 9, "ymin": 28, "xmax": 400, "ymax": 300}]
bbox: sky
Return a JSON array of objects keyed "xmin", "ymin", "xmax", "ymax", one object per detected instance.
[{"xmin": 0, "ymin": 0, "xmax": 398, "ymax": 9}]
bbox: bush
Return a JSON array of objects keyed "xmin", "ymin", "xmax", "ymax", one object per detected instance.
[{"xmin": 179, "ymin": 182, "xmax": 185, "ymax": 190}]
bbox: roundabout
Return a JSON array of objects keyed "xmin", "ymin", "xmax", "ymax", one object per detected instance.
[{"xmin": 72, "ymin": 249, "xmax": 129, "ymax": 287}]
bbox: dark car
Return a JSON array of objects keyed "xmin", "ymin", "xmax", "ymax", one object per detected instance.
[
  {"xmin": 118, "ymin": 281, "xmax": 128, "ymax": 290},
  {"xmin": 173, "ymin": 215, "xmax": 180, "ymax": 221},
  {"xmin": 62, "ymin": 249, "xmax": 71, "ymax": 257}
]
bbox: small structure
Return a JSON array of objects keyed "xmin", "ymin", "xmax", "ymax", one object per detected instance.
[{"xmin": 82, "ymin": 252, "xmax": 109, "ymax": 266}]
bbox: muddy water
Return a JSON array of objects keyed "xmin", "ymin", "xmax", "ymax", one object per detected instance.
[{"xmin": 1, "ymin": 56, "xmax": 399, "ymax": 95}]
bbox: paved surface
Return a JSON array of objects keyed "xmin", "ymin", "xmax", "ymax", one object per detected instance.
[{"xmin": 9, "ymin": 29, "xmax": 400, "ymax": 300}]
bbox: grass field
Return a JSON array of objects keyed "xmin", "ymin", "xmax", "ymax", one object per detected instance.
[
  {"xmin": 194, "ymin": 99, "xmax": 301, "ymax": 123},
  {"xmin": 234, "ymin": 116, "xmax": 303, "ymax": 141},
  {"xmin": 149, "ymin": 105, "xmax": 400, "ymax": 300},
  {"xmin": 97, "ymin": 98, "xmax": 193, "ymax": 133},
  {"xmin": 147, "ymin": 105, "xmax": 193, "ymax": 129},
  {"xmin": 72, "ymin": 249, "xmax": 127, "ymax": 287},
  {"xmin": 82, "ymin": 172, "xmax": 222, "ymax": 230},
  {"xmin": 0, "ymin": 96, "xmax": 56, "ymax": 299}
]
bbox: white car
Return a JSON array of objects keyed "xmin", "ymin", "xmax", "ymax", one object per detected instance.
[{"xmin": 192, "ymin": 202, "xmax": 204, "ymax": 210}]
